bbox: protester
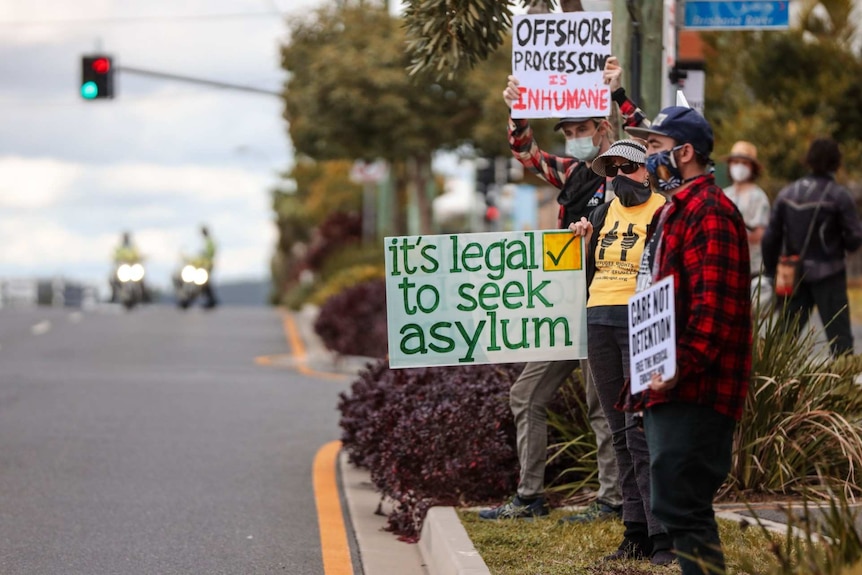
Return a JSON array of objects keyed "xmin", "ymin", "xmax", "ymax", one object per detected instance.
[
  {"xmin": 568, "ymin": 139, "xmax": 673, "ymax": 565},
  {"xmin": 477, "ymin": 72, "xmax": 624, "ymax": 522},
  {"xmin": 761, "ymin": 137, "xmax": 862, "ymax": 356},
  {"xmin": 722, "ymin": 141, "xmax": 770, "ymax": 275},
  {"xmin": 625, "ymin": 107, "xmax": 752, "ymax": 575}
]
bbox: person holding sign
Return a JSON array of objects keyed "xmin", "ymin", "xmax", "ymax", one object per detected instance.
[
  {"xmin": 477, "ymin": 69, "xmax": 628, "ymax": 524},
  {"xmin": 568, "ymin": 139, "xmax": 673, "ymax": 565},
  {"xmin": 626, "ymin": 107, "xmax": 751, "ymax": 575}
]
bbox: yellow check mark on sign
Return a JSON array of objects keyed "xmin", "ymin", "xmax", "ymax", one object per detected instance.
[{"xmin": 542, "ymin": 232, "xmax": 582, "ymax": 271}]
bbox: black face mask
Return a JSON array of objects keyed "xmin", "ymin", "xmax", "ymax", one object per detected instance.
[{"xmin": 612, "ymin": 174, "xmax": 651, "ymax": 207}]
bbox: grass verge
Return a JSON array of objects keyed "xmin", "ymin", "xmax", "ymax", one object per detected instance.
[{"xmin": 459, "ymin": 508, "xmax": 782, "ymax": 575}]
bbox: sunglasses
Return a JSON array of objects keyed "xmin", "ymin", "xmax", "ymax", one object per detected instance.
[{"xmin": 605, "ymin": 162, "xmax": 640, "ymax": 177}]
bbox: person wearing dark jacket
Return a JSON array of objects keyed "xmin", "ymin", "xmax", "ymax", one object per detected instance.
[{"xmin": 762, "ymin": 137, "xmax": 862, "ymax": 356}]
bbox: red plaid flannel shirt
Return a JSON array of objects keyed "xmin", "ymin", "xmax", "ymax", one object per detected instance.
[{"xmin": 643, "ymin": 174, "xmax": 752, "ymax": 420}]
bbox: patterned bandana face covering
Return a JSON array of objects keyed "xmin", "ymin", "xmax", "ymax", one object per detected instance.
[{"xmin": 646, "ymin": 145, "xmax": 685, "ymax": 191}]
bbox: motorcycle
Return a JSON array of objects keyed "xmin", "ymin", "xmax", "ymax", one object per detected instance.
[
  {"xmin": 173, "ymin": 259, "xmax": 212, "ymax": 309},
  {"xmin": 114, "ymin": 261, "xmax": 146, "ymax": 310}
]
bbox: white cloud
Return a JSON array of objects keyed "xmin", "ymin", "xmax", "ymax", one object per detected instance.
[
  {"xmin": 99, "ymin": 162, "xmax": 273, "ymax": 201},
  {"xmin": 0, "ymin": 157, "xmax": 83, "ymax": 208},
  {"xmin": 0, "ymin": 0, "xmax": 405, "ymax": 292}
]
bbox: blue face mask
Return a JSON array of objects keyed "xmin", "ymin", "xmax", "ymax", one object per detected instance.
[{"xmin": 646, "ymin": 145, "xmax": 684, "ymax": 191}]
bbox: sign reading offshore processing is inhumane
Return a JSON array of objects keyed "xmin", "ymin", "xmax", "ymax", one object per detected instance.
[
  {"xmin": 385, "ymin": 231, "xmax": 588, "ymax": 368},
  {"xmin": 510, "ymin": 11, "xmax": 613, "ymax": 119}
]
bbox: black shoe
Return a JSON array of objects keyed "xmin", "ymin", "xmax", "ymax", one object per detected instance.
[
  {"xmin": 603, "ymin": 537, "xmax": 652, "ymax": 561},
  {"xmin": 650, "ymin": 549, "xmax": 676, "ymax": 566},
  {"xmin": 478, "ymin": 495, "xmax": 549, "ymax": 520}
]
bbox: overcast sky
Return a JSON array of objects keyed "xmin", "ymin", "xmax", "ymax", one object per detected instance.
[
  {"xmin": 0, "ymin": 0, "xmax": 406, "ymax": 293},
  {"xmin": 17, "ymin": 0, "xmax": 807, "ymax": 295}
]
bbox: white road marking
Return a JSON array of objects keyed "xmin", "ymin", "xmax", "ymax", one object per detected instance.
[
  {"xmin": 31, "ymin": 321, "xmax": 52, "ymax": 335},
  {"xmin": 68, "ymin": 311, "xmax": 84, "ymax": 323}
]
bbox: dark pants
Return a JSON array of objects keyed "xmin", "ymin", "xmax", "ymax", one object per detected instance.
[
  {"xmin": 782, "ymin": 271, "xmax": 853, "ymax": 356},
  {"xmin": 644, "ymin": 403, "xmax": 736, "ymax": 575},
  {"xmin": 201, "ymin": 282, "xmax": 218, "ymax": 308},
  {"xmin": 588, "ymin": 324, "xmax": 664, "ymax": 537}
]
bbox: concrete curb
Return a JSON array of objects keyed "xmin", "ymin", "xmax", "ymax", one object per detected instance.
[
  {"xmin": 419, "ymin": 507, "xmax": 491, "ymax": 575},
  {"xmin": 338, "ymin": 451, "xmax": 428, "ymax": 575}
]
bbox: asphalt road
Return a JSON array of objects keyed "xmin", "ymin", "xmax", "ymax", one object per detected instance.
[{"xmin": 0, "ymin": 305, "xmax": 351, "ymax": 575}]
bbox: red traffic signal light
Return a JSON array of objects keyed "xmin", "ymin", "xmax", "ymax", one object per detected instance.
[{"xmin": 81, "ymin": 54, "xmax": 114, "ymax": 100}]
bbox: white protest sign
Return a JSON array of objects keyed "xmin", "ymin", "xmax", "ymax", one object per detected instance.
[
  {"xmin": 385, "ymin": 231, "xmax": 588, "ymax": 368},
  {"xmin": 628, "ymin": 275, "xmax": 676, "ymax": 393},
  {"xmin": 510, "ymin": 11, "xmax": 613, "ymax": 119}
]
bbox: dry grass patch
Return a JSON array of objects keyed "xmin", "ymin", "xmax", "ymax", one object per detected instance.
[{"xmin": 459, "ymin": 509, "xmax": 780, "ymax": 575}]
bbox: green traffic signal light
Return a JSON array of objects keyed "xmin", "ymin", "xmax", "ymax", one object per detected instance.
[{"xmin": 81, "ymin": 81, "xmax": 99, "ymax": 99}]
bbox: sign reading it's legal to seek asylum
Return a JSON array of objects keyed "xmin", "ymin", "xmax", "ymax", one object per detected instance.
[
  {"xmin": 628, "ymin": 276, "xmax": 677, "ymax": 393},
  {"xmin": 385, "ymin": 231, "xmax": 588, "ymax": 369},
  {"xmin": 510, "ymin": 11, "xmax": 612, "ymax": 119}
]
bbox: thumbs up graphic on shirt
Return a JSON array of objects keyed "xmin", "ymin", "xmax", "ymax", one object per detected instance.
[
  {"xmin": 599, "ymin": 220, "xmax": 619, "ymax": 260},
  {"xmin": 620, "ymin": 223, "xmax": 639, "ymax": 261}
]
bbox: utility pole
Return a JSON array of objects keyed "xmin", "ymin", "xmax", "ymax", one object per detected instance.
[
  {"xmin": 639, "ymin": 0, "xmax": 665, "ymax": 118},
  {"xmin": 611, "ymin": 0, "xmax": 666, "ymax": 120}
]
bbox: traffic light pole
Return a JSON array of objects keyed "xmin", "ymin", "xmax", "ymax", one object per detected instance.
[{"xmin": 116, "ymin": 65, "xmax": 282, "ymax": 97}]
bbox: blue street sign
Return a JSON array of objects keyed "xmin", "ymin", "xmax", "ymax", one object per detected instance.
[{"xmin": 684, "ymin": 1, "xmax": 790, "ymax": 30}]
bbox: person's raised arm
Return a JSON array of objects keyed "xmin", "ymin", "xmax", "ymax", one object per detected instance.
[{"xmin": 603, "ymin": 56, "xmax": 649, "ymax": 129}]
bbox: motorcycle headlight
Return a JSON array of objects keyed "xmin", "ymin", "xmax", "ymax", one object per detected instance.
[
  {"xmin": 117, "ymin": 264, "xmax": 132, "ymax": 282},
  {"xmin": 130, "ymin": 263, "xmax": 145, "ymax": 282},
  {"xmin": 181, "ymin": 265, "xmax": 197, "ymax": 283},
  {"xmin": 193, "ymin": 268, "xmax": 209, "ymax": 286}
]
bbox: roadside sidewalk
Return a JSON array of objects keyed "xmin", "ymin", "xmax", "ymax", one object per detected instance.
[{"xmin": 291, "ymin": 306, "xmax": 489, "ymax": 575}]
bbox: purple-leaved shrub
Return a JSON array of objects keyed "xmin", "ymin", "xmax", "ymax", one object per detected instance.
[
  {"xmin": 338, "ymin": 359, "xmax": 594, "ymax": 540},
  {"xmin": 314, "ymin": 279, "xmax": 387, "ymax": 358}
]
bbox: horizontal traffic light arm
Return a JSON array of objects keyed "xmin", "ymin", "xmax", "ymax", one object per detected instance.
[{"xmin": 117, "ymin": 65, "xmax": 282, "ymax": 97}]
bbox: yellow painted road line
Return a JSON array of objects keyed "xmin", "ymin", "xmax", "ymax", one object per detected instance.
[
  {"xmin": 281, "ymin": 312, "xmax": 347, "ymax": 381},
  {"xmin": 313, "ymin": 441, "xmax": 354, "ymax": 575}
]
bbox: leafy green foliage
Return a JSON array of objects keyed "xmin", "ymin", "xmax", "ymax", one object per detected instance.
[
  {"xmin": 282, "ymin": 2, "xmax": 484, "ymax": 162},
  {"xmin": 308, "ymin": 264, "xmax": 385, "ymax": 306},
  {"xmin": 402, "ymin": 0, "xmax": 515, "ymax": 78},
  {"xmin": 726, "ymin": 301, "xmax": 862, "ymax": 499},
  {"xmin": 734, "ymin": 490, "xmax": 862, "ymax": 575},
  {"xmin": 401, "ymin": 0, "xmax": 573, "ymax": 78},
  {"xmin": 703, "ymin": 1, "xmax": 862, "ymax": 188},
  {"xmin": 545, "ymin": 367, "xmax": 603, "ymax": 502}
]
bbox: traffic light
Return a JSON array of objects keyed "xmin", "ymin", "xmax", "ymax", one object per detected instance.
[{"xmin": 80, "ymin": 55, "xmax": 114, "ymax": 100}]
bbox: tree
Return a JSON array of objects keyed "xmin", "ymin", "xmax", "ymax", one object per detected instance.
[
  {"xmin": 702, "ymin": 0, "xmax": 862, "ymax": 189},
  {"xmin": 282, "ymin": 1, "xmax": 486, "ymax": 234},
  {"xmin": 402, "ymin": 0, "xmax": 580, "ymax": 78}
]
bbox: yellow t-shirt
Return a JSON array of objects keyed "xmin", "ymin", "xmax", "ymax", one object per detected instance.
[{"xmin": 587, "ymin": 194, "xmax": 666, "ymax": 308}]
